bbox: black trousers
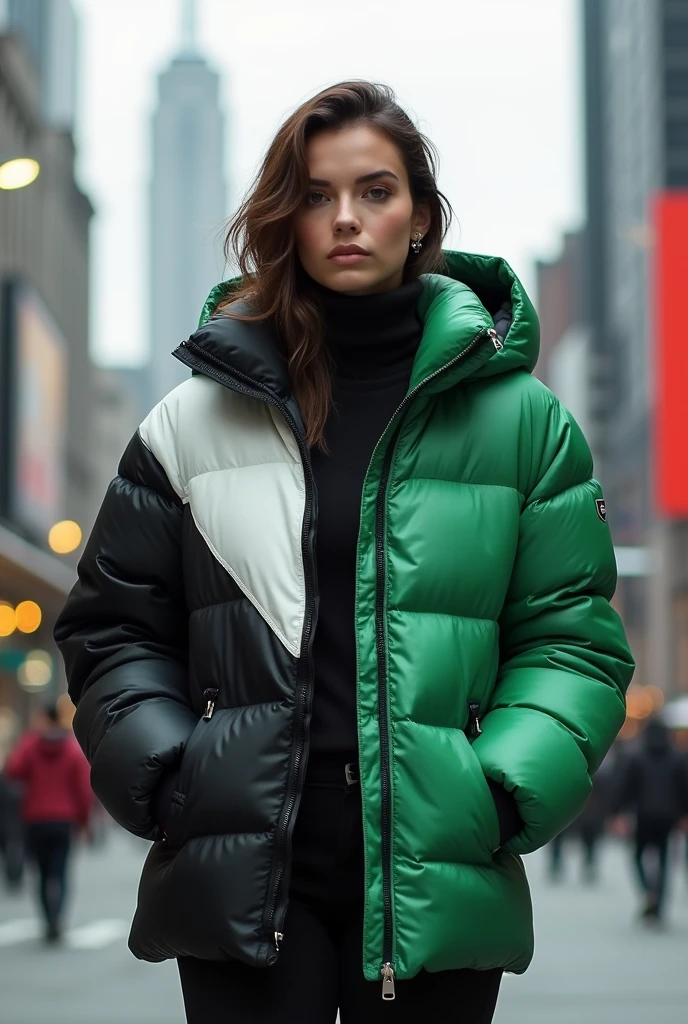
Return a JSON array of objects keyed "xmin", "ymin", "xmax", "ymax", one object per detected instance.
[
  {"xmin": 633, "ymin": 820, "xmax": 673, "ymax": 915},
  {"xmin": 179, "ymin": 757, "xmax": 502, "ymax": 1023},
  {"xmin": 24, "ymin": 822, "xmax": 73, "ymax": 927}
]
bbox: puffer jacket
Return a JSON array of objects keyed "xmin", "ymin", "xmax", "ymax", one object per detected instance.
[{"xmin": 54, "ymin": 251, "xmax": 634, "ymax": 991}]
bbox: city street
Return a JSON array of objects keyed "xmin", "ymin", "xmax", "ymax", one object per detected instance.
[{"xmin": 1, "ymin": 828, "xmax": 687, "ymax": 1023}]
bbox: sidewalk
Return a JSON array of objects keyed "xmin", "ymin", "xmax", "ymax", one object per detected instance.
[
  {"xmin": 0, "ymin": 831, "xmax": 181, "ymax": 1024},
  {"xmin": 1, "ymin": 829, "xmax": 687, "ymax": 1022},
  {"xmin": 497, "ymin": 837, "xmax": 688, "ymax": 1023}
]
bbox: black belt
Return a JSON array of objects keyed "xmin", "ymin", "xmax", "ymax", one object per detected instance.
[{"xmin": 305, "ymin": 755, "xmax": 360, "ymax": 786}]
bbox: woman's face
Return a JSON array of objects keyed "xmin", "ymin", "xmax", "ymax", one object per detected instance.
[{"xmin": 293, "ymin": 125, "xmax": 431, "ymax": 296}]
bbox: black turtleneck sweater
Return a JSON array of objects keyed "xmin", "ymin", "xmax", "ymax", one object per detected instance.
[
  {"xmin": 306, "ymin": 279, "xmax": 522, "ymax": 846},
  {"xmin": 309, "ymin": 280, "xmax": 423, "ymax": 758}
]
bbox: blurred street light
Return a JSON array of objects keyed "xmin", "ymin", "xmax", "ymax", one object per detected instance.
[
  {"xmin": 0, "ymin": 603, "xmax": 16, "ymax": 637},
  {"xmin": 625, "ymin": 683, "xmax": 666, "ymax": 722},
  {"xmin": 14, "ymin": 601, "xmax": 42, "ymax": 634},
  {"xmin": 0, "ymin": 157, "xmax": 40, "ymax": 190},
  {"xmin": 48, "ymin": 520, "xmax": 82, "ymax": 554},
  {"xmin": 17, "ymin": 650, "xmax": 53, "ymax": 692}
]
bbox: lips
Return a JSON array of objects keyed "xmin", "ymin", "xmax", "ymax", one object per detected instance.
[
  {"xmin": 330, "ymin": 253, "xmax": 368, "ymax": 265},
  {"xmin": 327, "ymin": 244, "xmax": 370, "ymax": 258}
]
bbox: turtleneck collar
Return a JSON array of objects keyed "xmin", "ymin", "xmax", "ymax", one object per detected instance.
[{"xmin": 313, "ymin": 278, "xmax": 423, "ymax": 385}]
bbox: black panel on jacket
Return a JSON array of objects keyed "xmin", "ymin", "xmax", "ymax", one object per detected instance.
[
  {"xmin": 176, "ymin": 302, "xmax": 292, "ymax": 402},
  {"xmin": 54, "ymin": 429, "xmax": 301, "ymax": 965}
]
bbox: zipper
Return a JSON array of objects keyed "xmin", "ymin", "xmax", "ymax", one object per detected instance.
[
  {"xmin": 371, "ymin": 325, "xmax": 500, "ymax": 999},
  {"xmin": 467, "ymin": 702, "xmax": 482, "ymax": 737},
  {"xmin": 174, "ymin": 338, "xmax": 318, "ymax": 965},
  {"xmin": 381, "ymin": 962, "xmax": 396, "ymax": 1000},
  {"xmin": 203, "ymin": 688, "xmax": 219, "ymax": 720}
]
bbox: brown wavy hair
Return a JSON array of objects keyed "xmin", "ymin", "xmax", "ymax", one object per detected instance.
[{"xmin": 220, "ymin": 81, "xmax": 453, "ymax": 449}]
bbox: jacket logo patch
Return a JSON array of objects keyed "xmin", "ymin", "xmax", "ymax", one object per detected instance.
[{"xmin": 596, "ymin": 499, "xmax": 607, "ymax": 523}]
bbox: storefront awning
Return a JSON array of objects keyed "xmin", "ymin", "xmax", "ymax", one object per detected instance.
[{"xmin": 0, "ymin": 522, "xmax": 76, "ymax": 600}]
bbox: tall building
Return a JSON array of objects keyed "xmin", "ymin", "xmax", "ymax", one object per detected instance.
[
  {"xmin": 0, "ymin": 23, "xmax": 92, "ymax": 724},
  {"xmin": 583, "ymin": 0, "xmax": 688, "ymax": 692},
  {"xmin": 0, "ymin": 0, "xmax": 78, "ymax": 131},
  {"xmin": 534, "ymin": 231, "xmax": 598, "ymax": 448},
  {"xmin": 147, "ymin": 0, "xmax": 228, "ymax": 406},
  {"xmin": 90, "ymin": 367, "xmax": 149, "ymax": 511}
]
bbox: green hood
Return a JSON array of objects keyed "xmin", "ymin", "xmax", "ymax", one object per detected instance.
[{"xmin": 197, "ymin": 249, "xmax": 540, "ymax": 390}]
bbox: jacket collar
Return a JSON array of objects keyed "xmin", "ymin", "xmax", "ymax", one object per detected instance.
[{"xmin": 175, "ymin": 250, "xmax": 540, "ymax": 402}]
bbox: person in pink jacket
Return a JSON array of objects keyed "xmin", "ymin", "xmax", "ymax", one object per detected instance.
[{"xmin": 5, "ymin": 702, "xmax": 92, "ymax": 941}]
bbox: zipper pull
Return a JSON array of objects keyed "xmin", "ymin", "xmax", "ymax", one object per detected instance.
[
  {"xmin": 381, "ymin": 963, "xmax": 396, "ymax": 1001},
  {"xmin": 274, "ymin": 931, "xmax": 284, "ymax": 952},
  {"xmin": 203, "ymin": 688, "xmax": 219, "ymax": 721},
  {"xmin": 468, "ymin": 702, "xmax": 482, "ymax": 737},
  {"xmin": 487, "ymin": 327, "xmax": 503, "ymax": 351}
]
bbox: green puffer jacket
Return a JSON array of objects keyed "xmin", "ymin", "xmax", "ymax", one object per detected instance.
[{"xmin": 343, "ymin": 252, "xmax": 634, "ymax": 981}]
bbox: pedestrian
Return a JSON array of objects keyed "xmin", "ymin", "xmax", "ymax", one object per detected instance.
[
  {"xmin": 0, "ymin": 770, "xmax": 24, "ymax": 890},
  {"xmin": 54, "ymin": 81, "xmax": 634, "ymax": 1023},
  {"xmin": 611, "ymin": 718, "xmax": 688, "ymax": 924},
  {"xmin": 548, "ymin": 746, "xmax": 619, "ymax": 884},
  {"xmin": 5, "ymin": 702, "xmax": 92, "ymax": 942}
]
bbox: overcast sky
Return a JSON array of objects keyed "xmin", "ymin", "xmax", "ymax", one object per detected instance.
[{"xmin": 71, "ymin": 0, "xmax": 583, "ymax": 367}]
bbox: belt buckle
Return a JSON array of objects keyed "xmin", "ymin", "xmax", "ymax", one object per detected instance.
[{"xmin": 345, "ymin": 762, "xmax": 359, "ymax": 786}]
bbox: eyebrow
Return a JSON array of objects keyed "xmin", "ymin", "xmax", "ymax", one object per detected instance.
[{"xmin": 308, "ymin": 169, "xmax": 400, "ymax": 187}]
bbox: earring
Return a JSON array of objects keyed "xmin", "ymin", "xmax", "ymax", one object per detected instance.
[{"xmin": 411, "ymin": 232, "xmax": 423, "ymax": 254}]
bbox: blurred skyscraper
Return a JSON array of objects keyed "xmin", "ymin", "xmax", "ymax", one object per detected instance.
[
  {"xmin": 0, "ymin": 0, "xmax": 78, "ymax": 130},
  {"xmin": 579, "ymin": 0, "xmax": 688, "ymax": 695},
  {"xmin": 537, "ymin": 0, "xmax": 688, "ymax": 698},
  {"xmin": 147, "ymin": 0, "xmax": 228, "ymax": 406}
]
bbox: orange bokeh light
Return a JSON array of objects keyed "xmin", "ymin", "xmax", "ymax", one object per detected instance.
[
  {"xmin": 0, "ymin": 603, "xmax": 16, "ymax": 637},
  {"xmin": 15, "ymin": 601, "xmax": 42, "ymax": 634}
]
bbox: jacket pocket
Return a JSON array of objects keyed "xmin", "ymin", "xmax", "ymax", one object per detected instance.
[
  {"xmin": 461, "ymin": 707, "xmax": 501, "ymax": 859},
  {"xmin": 154, "ymin": 769, "xmax": 183, "ymax": 834},
  {"xmin": 163, "ymin": 697, "xmax": 219, "ymax": 844},
  {"xmin": 177, "ymin": 716, "xmax": 212, "ymax": 788}
]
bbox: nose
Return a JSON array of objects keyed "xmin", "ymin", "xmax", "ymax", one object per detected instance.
[{"xmin": 332, "ymin": 196, "xmax": 361, "ymax": 235}]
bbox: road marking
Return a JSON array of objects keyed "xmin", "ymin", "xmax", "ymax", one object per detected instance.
[
  {"xmin": 0, "ymin": 917, "xmax": 128, "ymax": 949},
  {"xmin": 0, "ymin": 919, "xmax": 42, "ymax": 946},
  {"xmin": 67, "ymin": 919, "xmax": 128, "ymax": 949}
]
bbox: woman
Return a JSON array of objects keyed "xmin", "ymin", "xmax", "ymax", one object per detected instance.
[{"xmin": 55, "ymin": 81, "xmax": 634, "ymax": 1022}]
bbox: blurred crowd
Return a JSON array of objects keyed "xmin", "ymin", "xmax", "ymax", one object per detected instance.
[
  {"xmin": 548, "ymin": 718, "xmax": 688, "ymax": 925},
  {"xmin": 1, "ymin": 709, "xmax": 688, "ymax": 945}
]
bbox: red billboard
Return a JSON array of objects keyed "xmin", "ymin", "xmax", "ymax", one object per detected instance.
[{"xmin": 654, "ymin": 192, "xmax": 688, "ymax": 516}]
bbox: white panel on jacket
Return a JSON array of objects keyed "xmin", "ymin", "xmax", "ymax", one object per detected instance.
[{"xmin": 138, "ymin": 376, "xmax": 306, "ymax": 657}]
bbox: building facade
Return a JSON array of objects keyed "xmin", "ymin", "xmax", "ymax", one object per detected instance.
[
  {"xmin": 90, "ymin": 366, "xmax": 149, "ymax": 509},
  {"xmin": 0, "ymin": 23, "xmax": 92, "ymax": 723},
  {"xmin": 147, "ymin": 0, "xmax": 227, "ymax": 406},
  {"xmin": 0, "ymin": 0, "xmax": 78, "ymax": 130},
  {"xmin": 583, "ymin": 0, "xmax": 688, "ymax": 692},
  {"xmin": 535, "ymin": 231, "xmax": 598, "ymax": 451}
]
